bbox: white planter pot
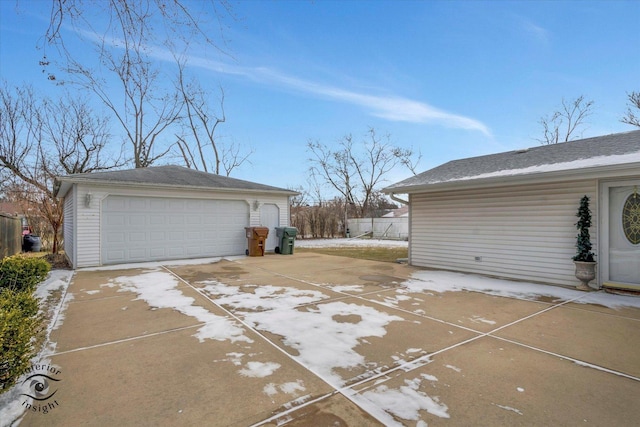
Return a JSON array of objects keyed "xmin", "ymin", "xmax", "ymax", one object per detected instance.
[{"xmin": 574, "ymin": 261, "xmax": 597, "ymax": 290}]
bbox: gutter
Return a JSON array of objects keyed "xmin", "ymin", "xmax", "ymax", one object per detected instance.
[{"xmin": 388, "ymin": 193, "xmax": 408, "ymax": 205}]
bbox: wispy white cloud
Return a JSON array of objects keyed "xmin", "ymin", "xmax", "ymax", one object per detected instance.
[
  {"xmin": 79, "ymin": 28, "xmax": 491, "ymax": 136},
  {"xmin": 181, "ymin": 53, "xmax": 491, "ymax": 136},
  {"xmin": 520, "ymin": 19, "xmax": 550, "ymax": 43}
]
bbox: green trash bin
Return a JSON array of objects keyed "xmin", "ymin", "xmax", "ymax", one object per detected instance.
[{"xmin": 275, "ymin": 227, "xmax": 297, "ymax": 254}]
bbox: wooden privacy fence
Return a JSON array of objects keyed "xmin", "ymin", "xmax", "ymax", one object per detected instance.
[
  {"xmin": 347, "ymin": 217, "xmax": 409, "ymax": 240},
  {"xmin": 0, "ymin": 213, "xmax": 22, "ymax": 259}
]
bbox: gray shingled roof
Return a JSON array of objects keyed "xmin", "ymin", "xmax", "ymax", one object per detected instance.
[
  {"xmin": 384, "ymin": 130, "xmax": 640, "ymax": 193},
  {"xmin": 54, "ymin": 165, "xmax": 297, "ymax": 197}
]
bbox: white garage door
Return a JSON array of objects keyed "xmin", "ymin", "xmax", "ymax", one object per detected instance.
[{"xmin": 102, "ymin": 196, "xmax": 249, "ymax": 264}]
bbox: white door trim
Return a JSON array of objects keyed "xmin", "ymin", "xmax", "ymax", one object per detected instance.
[{"xmin": 599, "ymin": 179, "xmax": 640, "ymax": 289}]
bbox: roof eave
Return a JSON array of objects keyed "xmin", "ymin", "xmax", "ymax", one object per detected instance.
[
  {"xmin": 54, "ymin": 177, "xmax": 299, "ymax": 197},
  {"xmin": 383, "ymin": 162, "xmax": 640, "ymax": 194}
]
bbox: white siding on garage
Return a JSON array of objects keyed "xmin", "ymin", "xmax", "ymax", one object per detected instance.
[
  {"xmin": 260, "ymin": 203, "xmax": 280, "ymax": 251},
  {"xmin": 101, "ymin": 195, "xmax": 249, "ymax": 264},
  {"xmin": 409, "ymin": 180, "xmax": 597, "ymax": 287},
  {"xmin": 68, "ymin": 185, "xmax": 291, "ymax": 268},
  {"xmin": 63, "ymin": 188, "xmax": 76, "ymax": 268}
]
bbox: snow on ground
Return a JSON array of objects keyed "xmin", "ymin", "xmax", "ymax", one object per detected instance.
[
  {"xmin": 296, "ymin": 238, "xmax": 408, "ymax": 248},
  {"xmin": 0, "ymin": 269, "xmax": 73, "ymax": 427},
  {"xmin": 199, "ymin": 280, "xmax": 405, "ymax": 386},
  {"xmin": 359, "ymin": 374, "xmax": 450, "ymax": 421},
  {"xmin": 406, "ymin": 269, "xmax": 640, "ymax": 309},
  {"xmin": 201, "ymin": 282, "xmax": 329, "ymax": 311},
  {"xmin": 239, "ymin": 361, "xmax": 281, "ymax": 378},
  {"xmin": 107, "ymin": 269, "xmax": 252, "ymax": 343}
]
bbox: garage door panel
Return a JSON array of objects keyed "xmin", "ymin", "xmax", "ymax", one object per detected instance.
[
  {"xmin": 150, "ymin": 247, "xmax": 165, "ymax": 258},
  {"xmin": 150, "ymin": 231, "xmax": 165, "ymax": 241},
  {"xmin": 149, "ymin": 199, "xmax": 165, "ymax": 210},
  {"xmin": 129, "ymin": 215, "xmax": 146, "ymax": 226},
  {"xmin": 106, "ymin": 215, "xmax": 126, "ymax": 226},
  {"xmin": 102, "ymin": 196, "xmax": 249, "ymax": 264},
  {"xmin": 149, "ymin": 215, "xmax": 165, "ymax": 225},
  {"xmin": 168, "ymin": 231, "xmax": 184, "ymax": 241},
  {"xmin": 129, "ymin": 248, "xmax": 147, "ymax": 259},
  {"xmin": 129, "ymin": 232, "xmax": 147, "ymax": 242}
]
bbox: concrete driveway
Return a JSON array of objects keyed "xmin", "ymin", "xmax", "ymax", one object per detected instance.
[{"xmin": 15, "ymin": 253, "xmax": 640, "ymax": 426}]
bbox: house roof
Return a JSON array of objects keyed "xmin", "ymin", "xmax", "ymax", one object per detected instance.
[
  {"xmin": 382, "ymin": 205, "xmax": 409, "ymax": 218},
  {"xmin": 384, "ymin": 130, "xmax": 640, "ymax": 193},
  {"xmin": 54, "ymin": 165, "xmax": 298, "ymax": 198}
]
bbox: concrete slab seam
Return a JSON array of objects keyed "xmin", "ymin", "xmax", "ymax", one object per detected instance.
[
  {"xmin": 489, "ymin": 335, "xmax": 640, "ymax": 382},
  {"xmin": 51, "ymin": 323, "xmax": 205, "ymax": 356}
]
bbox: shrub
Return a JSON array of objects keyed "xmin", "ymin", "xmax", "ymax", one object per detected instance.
[
  {"xmin": 0, "ymin": 288, "xmax": 41, "ymax": 394},
  {"xmin": 573, "ymin": 195, "xmax": 596, "ymax": 262},
  {"xmin": 0, "ymin": 255, "xmax": 51, "ymax": 293}
]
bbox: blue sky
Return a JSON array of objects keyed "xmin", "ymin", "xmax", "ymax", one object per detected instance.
[{"xmin": 1, "ymin": 0, "xmax": 639, "ymax": 194}]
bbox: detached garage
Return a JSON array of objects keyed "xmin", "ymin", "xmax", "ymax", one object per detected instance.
[{"xmin": 54, "ymin": 165, "xmax": 297, "ymax": 268}]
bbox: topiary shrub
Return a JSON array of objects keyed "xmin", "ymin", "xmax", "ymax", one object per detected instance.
[
  {"xmin": 572, "ymin": 195, "xmax": 596, "ymax": 262},
  {"xmin": 0, "ymin": 255, "xmax": 51, "ymax": 293},
  {"xmin": 0, "ymin": 288, "xmax": 41, "ymax": 394}
]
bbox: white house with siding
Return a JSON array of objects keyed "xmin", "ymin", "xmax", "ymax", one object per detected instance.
[
  {"xmin": 383, "ymin": 130, "xmax": 640, "ymax": 290},
  {"xmin": 54, "ymin": 165, "xmax": 297, "ymax": 268}
]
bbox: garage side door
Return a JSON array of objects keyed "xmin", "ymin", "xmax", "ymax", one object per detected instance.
[{"xmin": 102, "ymin": 196, "xmax": 249, "ymax": 264}]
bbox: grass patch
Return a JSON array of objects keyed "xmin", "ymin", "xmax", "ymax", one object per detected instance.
[{"xmin": 296, "ymin": 246, "xmax": 408, "ymax": 263}]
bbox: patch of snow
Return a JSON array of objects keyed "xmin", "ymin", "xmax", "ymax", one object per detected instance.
[
  {"xmin": 517, "ymin": 387, "xmax": 525, "ymax": 392},
  {"xmin": 108, "ymin": 269, "xmax": 252, "ymax": 343},
  {"xmin": 296, "ymin": 238, "xmax": 408, "ymax": 249},
  {"xmin": 279, "ymin": 380, "xmax": 306, "ymax": 394},
  {"xmin": 243, "ymin": 301, "xmax": 404, "ymax": 386},
  {"xmin": 200, "ymin": 282, "xmax": 328, "ymax": 311},
  {"xmin": 223, "ymin": 352, "xmax": 245, "ymax": 366},
  {"xmin": 85, "ymin": 290, "xmax": 100, "ymax": 295},
  {"xmin": 326, "ymin": 284, "xmax": 364, "ymax": 293},
  {"xmin": 445, "ymin": 365, "xmax": 461, "ymax": 373},
  {"xmin": 359, "ymin": 376, "xmax": 450, "ymax": 421},
  {"xmin": 444, "ymin": 152, "xmax": 640, "ymax": 184},
  {"xmin": 263, "ymin": 383, "xmax": 278, "ymax": 396},
  {"xmin": 421, "ymin": 374, "xmax": 438, "ymax": 382},
  {"xmin": 469, "ymin": 315, "xmax": 496, "ymax": 325},
  {"xmin": 33, "ymin": 270, "xmax": 72, "ymax": 301},
  {"xmin": 79, "ymin": 256, "xmax": 246, "ymax": 272},
  {"xmin": 239, "ymin": 361, "xmax": 281, "ymax": 378},
  {"xmin": 494, "ymin": 404, "xmax": 523, "ymax": 415},
  {"xmin": 406, "ymin": 270, "xmax": 640, "ymax": 309}
]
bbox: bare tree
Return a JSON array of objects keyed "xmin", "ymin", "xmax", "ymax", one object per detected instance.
[
  {"xmin": 175, "ymin": 67, "xmax": 253, "ymax": 175},
  {"xmin": 40, "ymin": 0, "xmax": 233, "ymax": 83},
  {"xmin": 621, "ymin": 91, "xmax": 640, "ymax": 128},
  {"xmin": 38, "ymin": 1, "xmax": 235, "ymax": 168},
  {"xmin": 0, "ymin": 82, "xmax": 117, "ymax": 252},
  {"xmin": 59, "ymin": 16, "xmax": 183, "ymax": 167},
  {"xmin": 307, "ymin": 128, "xmax": 417, "ymax": 218},
  {"xmin": 537, "ymin": 96, "xmax": 594, "ymax": 144}
]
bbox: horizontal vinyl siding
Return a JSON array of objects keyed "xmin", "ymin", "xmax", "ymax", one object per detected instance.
[
  {"xmin": 63, "ymin": 191, "xmax": 75, "ymax": 268},
  {"xmin": 410, "ymin": 180, "xmax": 598, "ymax": 287},
  {"xmin": 249, "ymin": 195, "xmax": 291, "ymax": 227},
  {"xmin": 76, "ymin": 186, "xmax": 101, "ymax": 268}
]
